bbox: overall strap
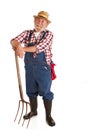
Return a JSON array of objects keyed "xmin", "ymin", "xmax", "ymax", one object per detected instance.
[
  {"xmin": 40, "ymin": 30, "xmax": 49, "ymax": 42},
  {"xmin": 28, "ymin": 30, "xmax": 33, "ymax": 42},
  {"xmin": 28, "ymin": 30, "xmax": 49, "ymax": 43}
]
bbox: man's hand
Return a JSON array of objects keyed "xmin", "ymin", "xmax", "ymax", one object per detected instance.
[
  {"xmin": 11, "ymin": 40, "xmax": 20, "ymax": 51},
  {"xmin": 16, "ymin": 45, "xmax": 24, "ymax": 58},
  {"xmin": 11, "ymin": 40, "xmax": 24, "ymax": 58}
]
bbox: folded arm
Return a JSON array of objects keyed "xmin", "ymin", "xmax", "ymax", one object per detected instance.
[{"xmin": 11, "ymin": 39, "xmax": 36, "ymax": 58}]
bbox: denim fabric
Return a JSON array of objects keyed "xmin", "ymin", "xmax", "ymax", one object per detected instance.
[{"xmin": 24, "ymin": 51, "xmax": 54, "ymax": 100}]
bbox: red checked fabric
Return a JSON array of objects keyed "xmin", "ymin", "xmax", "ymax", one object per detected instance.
[{"xmin": 12, "ymin": 29, "xmax": 53, "ymax": 65}]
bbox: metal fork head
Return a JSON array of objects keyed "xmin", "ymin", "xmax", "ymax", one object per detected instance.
[{"xmin": 14, "ymin": 100, "xmax": 30, "ymax": 128}]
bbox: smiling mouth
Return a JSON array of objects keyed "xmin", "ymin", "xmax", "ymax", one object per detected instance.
[{"xmin": 36, "ymin": 24, "xmax": 42, "ymax": 28}]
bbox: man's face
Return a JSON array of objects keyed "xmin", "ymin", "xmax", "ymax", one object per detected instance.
[{"xmin": 34, "ymin": 17, "xmax": 48, "ymax": 32}]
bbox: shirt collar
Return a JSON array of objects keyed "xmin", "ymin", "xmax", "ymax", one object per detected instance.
[{"xmin": 33, "ymin": 28, "xmax": 47, "ymax": 33}]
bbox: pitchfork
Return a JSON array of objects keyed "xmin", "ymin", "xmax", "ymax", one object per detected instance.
[{"xmin": 14, "ymin": 53, "xmax": 30, "ymax": 128}]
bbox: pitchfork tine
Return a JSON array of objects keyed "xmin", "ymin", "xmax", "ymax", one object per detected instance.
[
  {"xmin": 22, "ymin": 102, "xmax": 28, "ymax": 126},
  {"xmin": 14, "ymin": 100, "xmax": 21, "ymax": 122},
  {"xmin": 27, "ymin": 117, "xmax": 31, "ymax": 128},
  {"xmin": 18, "ymin": 100, "xmax": 24, "ymax": 124}
]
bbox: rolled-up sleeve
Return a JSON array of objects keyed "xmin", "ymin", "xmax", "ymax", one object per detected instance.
[{"xmin": 11, "ymin": 30, "xmax": 29, "ymax": 45}]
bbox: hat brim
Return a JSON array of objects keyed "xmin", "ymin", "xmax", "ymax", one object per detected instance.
[{"xmin": 33, "ymin": 15, "xmax": 51, "ymax": 24}]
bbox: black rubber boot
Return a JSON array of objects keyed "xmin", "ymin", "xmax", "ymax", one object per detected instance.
[
  {"xmin": 23, "ymin": 97, "xmax": 37, "ymax": 119},
  {"xmin": 43, "ymin": 99, "xmax": 55, "ymax": 126}
]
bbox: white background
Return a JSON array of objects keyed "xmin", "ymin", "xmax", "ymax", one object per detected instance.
[{"xmin": 0, "ymin": 0, "xmax": 87, "ymax": 130}]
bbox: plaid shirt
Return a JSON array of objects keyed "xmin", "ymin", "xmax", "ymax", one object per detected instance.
[{"xmin": 12, "ymin": 29, "xmax": 53, "ymax": 65}]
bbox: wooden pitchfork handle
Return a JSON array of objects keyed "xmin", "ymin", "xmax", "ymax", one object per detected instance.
[{"xmin": 15, "ymin": 52, "xmax": 24, "ymax": 101}]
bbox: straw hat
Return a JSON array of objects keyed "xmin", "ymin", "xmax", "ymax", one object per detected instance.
[{"xmin": 33, "ymin": 11, "xmax": 51, "ymax": 24}]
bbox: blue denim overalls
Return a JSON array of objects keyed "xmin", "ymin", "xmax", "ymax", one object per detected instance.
[{"xmin": 24, "ymin": 31, "xmax": 54, "ymax": 100}]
